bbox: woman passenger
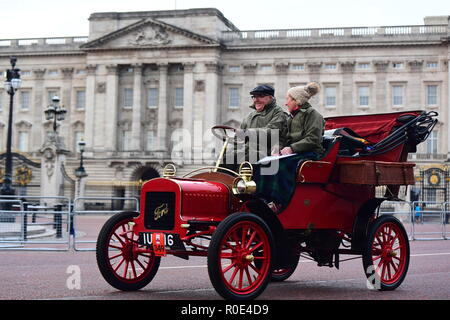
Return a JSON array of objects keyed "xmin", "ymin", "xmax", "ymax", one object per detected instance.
[{"xmin": 254, "ymin": 82, "xmax": 324, "ymax": 213}]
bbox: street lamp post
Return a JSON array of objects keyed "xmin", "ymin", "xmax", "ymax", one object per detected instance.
[
  {"xmin": 44, "ymin": 95, "xmax": 67, "ymax": 133},
  {"xmin": 74, "ymin": 140, "xmax": 88, "ymax": 211},
  {"xmin": 74, "ymin": 140, "xmax": 88, "ymax": 180},
  {"xmin": 38, "ymin": 94, "xmax": 67, "ymax": 208},
  {"xmin": 1, "ymin": 56, "xmax": 22, "ymax": 200}
]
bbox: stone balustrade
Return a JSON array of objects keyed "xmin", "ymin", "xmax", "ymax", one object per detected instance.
[
  {"xmin": 0, "ymin": 23, "xmax": 447, "ymax": 50},
  {"xmin": 0, "ymin": 36, "xmax": 88, "ymax": 47},
  {"xmin": 220, "ymin": 24, "xmax": 449, "ymax": 43}
]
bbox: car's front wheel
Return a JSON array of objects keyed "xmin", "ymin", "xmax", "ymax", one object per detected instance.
[
  {"xmin": 96, "ymin": 211, "xmax": 160, "ymax": 291},
  {"xmin": 208, "ymin": 212, "xmax": 274, "ymax": 300}
]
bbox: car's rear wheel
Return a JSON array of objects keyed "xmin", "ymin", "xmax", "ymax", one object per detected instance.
[
  {"xmin": 362, "ymin": 215, "xmax": 409, "ymax": 291},
  {"xmin": 96, "ymin": 211, "xmax": 160, "ymax": 291},
  {"xmin": 270, "ymin": 253, "xmax": 300, "ymax": 282},
  {"xmin": 208, "ymin": 212, "xmax": 274, "ymax": 300}
]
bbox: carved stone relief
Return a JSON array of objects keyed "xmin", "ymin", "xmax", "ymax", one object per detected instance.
[
  {"xmin": 96, "ymin": 82, "xmax": 106, "ymax": 93},
  {"xmin": 195, "ymin": 80, "xmax": 205, "ymax": 92},
  {"xmin": 128, "ymin": 26, "xmax": 171, "ymax": 46}
]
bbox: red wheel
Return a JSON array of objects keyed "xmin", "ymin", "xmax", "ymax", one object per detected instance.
[
  {"xmin": 96, "ymin": 211, "xmax": 160, "ymax": 291},
  {"xmin": 208, "ymin": 213, "xmax": 274, "ymax": 300},
  {"xmin": 363, "ymin": 215, "xmax": 410, "ymax": 291}
]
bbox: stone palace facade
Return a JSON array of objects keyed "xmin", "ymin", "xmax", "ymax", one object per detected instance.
[{"xmin": 0, "ymin": 8, "xmax": 449, "ymax": 200}]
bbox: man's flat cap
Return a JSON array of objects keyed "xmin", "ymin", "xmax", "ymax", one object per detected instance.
[{"xmin": 250, "ymin": 85, "xmax": 275, "ymax": 96}]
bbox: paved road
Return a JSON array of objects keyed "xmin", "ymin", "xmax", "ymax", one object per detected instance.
[{"xmin": 0, "ymin": 239, "xmax": 449, "ymax": 301}]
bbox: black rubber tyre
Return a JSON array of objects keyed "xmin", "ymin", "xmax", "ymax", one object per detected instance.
[
  {"xmin": 96, "ymin": 211, "xmax": 160, "ymax": 291},
  {"xmin": 207, "ymin": 212, "xmax": 275, "ymax": 300},
  {"xmin": 270, "ymin": 253, "xmax": 300, "ymax": 282},
  {"xmin": 362, "ymin": 215, "xmax": 410, "ymax": 291}
]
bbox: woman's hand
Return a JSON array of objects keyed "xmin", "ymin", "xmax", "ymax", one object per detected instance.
[{"xmin": 280, "ymin": 147, "xmax": 293, "ymax": 155}]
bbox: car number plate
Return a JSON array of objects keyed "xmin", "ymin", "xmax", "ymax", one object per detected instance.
[{"xmin": 139, "ymin": 232, "xmax": 176, "ymax": 256}]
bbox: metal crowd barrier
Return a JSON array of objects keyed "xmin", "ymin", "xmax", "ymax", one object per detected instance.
[
  {"xmin": 71, "ymin": 196, "xmax": 139, "ymax": 251},
  {"xmin": 379, "ymin": 200, "xmax": 414, "ymax": 240},
  {"xmin": 0, "ymin": 196, "xmax": 71, "ymax": 251},
  {"xmin": 410, "ymin": 201, "xmax": 446, "ymax": 241},
  {"xmin": 442, "ymin": 202, "xmax": 449, "ymax": 240},
  {"xmin": 1, "ymin": 196, "xmax": 447, "ymax": 252},
  {"xmin": 379, "ymin": 200, "xmax": 448, "ymax": 241}
]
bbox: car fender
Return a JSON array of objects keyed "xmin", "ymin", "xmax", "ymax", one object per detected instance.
[
  {"xmin": 351, "ymin": 197, "xmax": 386, "ymax": 252},
  {"xmin": 243, "ymin": 198, "xmax": 293, "ymax": 269}
]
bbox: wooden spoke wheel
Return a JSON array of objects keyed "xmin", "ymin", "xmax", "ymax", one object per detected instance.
[
  {"xmin": 208, "ymin": 213, "xmax": 274, "ymax": 300},
  {"xmin": 362, "ymin": 215, "xmax": 410, "ymax": 291},
  {"xmin": 96, "ymin": 211, "xmax": 160, "ymax": 291}
]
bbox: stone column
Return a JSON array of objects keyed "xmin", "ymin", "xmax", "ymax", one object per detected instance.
[
  {"xmin": 447, "ymin": 57, "xmax": 450, "ymax": 161},
  {"xmin": 32, "ymin": 69, "xmax": 46, "ymax": 148},
  {"xmin": 180, "ymin": 62, "xmax": 195, "ymax": 163},
  {"xmin": 307, "ymin": 62, "xmax": 322, "ymax": 110},
  {"xmin": 182, "ymin": 62, "xmax": 195, "ymax": 135},
  {"xmin": 374, "ymin": 60, "xmax": 390, "ymax": 113},
  {"xmin": 204, "ymin": 62, "xmax": 221, "ymax": 163},
  {"xmin": 408, "ymin": 60, "xmax": 424, "ymax": 107},
  {"xmin": 243, "ymin": 63, "xmax": 257, "ymax": 119},
  {"xmin": 340, "ymin": 61, "xmax": 355, "ymax": 114},
  {"xmin": 307, "ymin": 62, "xmax": 322, "ymax": 83},
  {"xmin": 105, "ymin": 64, "xmax": 119, "ymax": 152},
  {"xmin": 275, "ymin": 62, "xmax": 289, "ymax": 103},
  {"xmin": 131, "ymin": 64, "xmax": 143, "ymax": 151},
  {"xmin": 157, "ymin": 63, "xmax": 168, "ymax": 151},
  {"xmin": 84, "ymin": 64, "xmax": 97, "ymax": 155},
  {"xmin": 61, "ymin": 67, "xmax": 74, "ymax": 146}
]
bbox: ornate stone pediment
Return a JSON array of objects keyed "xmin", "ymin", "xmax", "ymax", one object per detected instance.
[
  {"xmin": 129, "ymin": 25, "xmax": 171, "ymax": 46},
  {"xmin": 81, "ymin": 18, "xmax": 219, "ymax": 50}
]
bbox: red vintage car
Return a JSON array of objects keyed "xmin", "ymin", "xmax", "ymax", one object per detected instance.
[{"xmin": 96, "ymin": 110, "xmax": 437, "ymax": 300}]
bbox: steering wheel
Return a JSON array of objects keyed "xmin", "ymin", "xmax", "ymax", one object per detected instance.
[{"xmin": 211, "ymin": 125, "xmax": 246, "ymax": 144}]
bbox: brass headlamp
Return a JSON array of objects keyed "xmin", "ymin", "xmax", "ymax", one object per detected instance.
[
  {"xmin": 232, "ymin": 162, "xmax": 257, "ymax": 195},
  {"xmin": 162, "ymin": 163, "xmax": 177, "ymax": 178}
]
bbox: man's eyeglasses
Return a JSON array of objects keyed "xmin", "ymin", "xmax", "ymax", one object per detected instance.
[{"xmin": 251, "ymin": 94, "xmax": 269, "ymax": 99}]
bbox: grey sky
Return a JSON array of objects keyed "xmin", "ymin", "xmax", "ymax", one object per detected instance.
[{"xmin": 0, "ymin": 0, "xmax": 449, "ymax": 38}]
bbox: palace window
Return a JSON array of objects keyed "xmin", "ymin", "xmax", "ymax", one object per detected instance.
[
  {"xmin": 20, "ymin": 91, "xmax": 30, "ymax": 111},
  {"xmin": 147, "ymin": 88, "xmax": 159, "ymax": 108},
  {"xmin": 358, "ymin": 86, "xmax": 370, "ymax": 107},
  {"xmin": 228, "ymin": 87, "xmax": 240, "ymax": 108},
  {"xmin": 75, "ymin": 90, "xmax": 86, "ymax": 110},
  {"xmin": 426, "ymin": 85, "xmax": 438, "ymax": 106},
  {"xmin": 174, "ymin": 87, "xmax": 184, "ymax": 108},
  {"xmin": 324, "ymin": 86, "xmax": 337, "ymax": 107},
  {"xmin": 291, "ymin": 64, "xmax": 305, "ymax": 71},
  {"xmin": 357, "ymin": 63, "xmax": 370, "ymax": 69},
  {"xmin": 122, "ymin": 130, "xmax": 132, "ymax": 151},
  {"xmin": 123, "ymin": 88, "xmax": 133, "ymax": 108},
  {"xmin": 392, "ymin": 85, "xmax": 404, "ymax": 106},
  {"xmin": 146, "ymin": 131, "xmax": 157, "ymax": 151},
  {"xmin": 426, "ymin": 130, "xmax": 438, "ymax": 154},
  {"xmin": 18, "ymin": 131, "xmax": 29, "ymax": 152}
]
